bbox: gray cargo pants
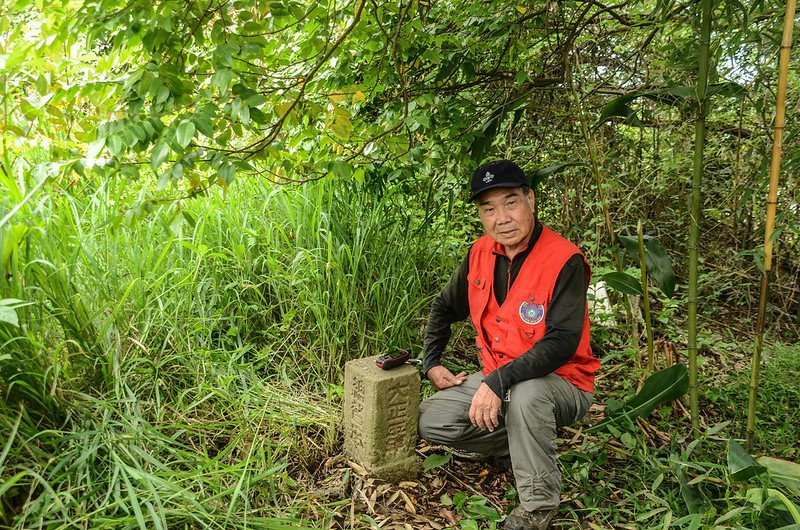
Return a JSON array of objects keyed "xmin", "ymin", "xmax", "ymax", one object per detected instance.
[{"xmin": 418, "ymin": 372, "xmax": 592, "ymax": 511}]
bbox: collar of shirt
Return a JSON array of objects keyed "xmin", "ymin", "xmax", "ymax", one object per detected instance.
[{"xmin": 490, "ymin": 221, "xmax": 542, "ymax": 305}]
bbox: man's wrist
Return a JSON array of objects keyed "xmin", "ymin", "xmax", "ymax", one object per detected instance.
[
  {"xmin": 422, "ymin": 358, "xmax": 442, "ymax": 378},
  {"xmin": 482, "ymin": 370, "xmax": 504, "ymax": 399}
]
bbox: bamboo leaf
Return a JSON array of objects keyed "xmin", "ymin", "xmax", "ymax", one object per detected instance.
[
  {"xmin": 470, "ymin": 88, "xmax": 534, "ymax": 162},
  {"xmin": 602, "ymin": 271, "xmax": 644, "ymax": 297},
  {"xmin": 619, "ymin": 234, "xmax": 676, "ymax": 298},
  {"xmin": 757, "ymin": 456, "xmax": 800, "ymax": 496},
  {"xmin": 727, "ymin": 439, "xmax": 767, "ymax": 481},
  {"xmin": 623, "ymin": 363, "xmax": 689, "ymax": 415},
  {"xmin": 596, "ymin": 83, "xmax": 746, "ymax": 127},
  {"xmin": 642, "ymin": 237, "xmax": 676, "ymax": 298},
  {"xmin": 674, "ymin": 463, "xmax": 710, "ymax": 514},
  {"xmin": 588, "ymin": 364, "xmax": 689, "ymax": 433},
  {"xmin": 596, "ymin": 98, "xmax": 642, "ymax": 127}
]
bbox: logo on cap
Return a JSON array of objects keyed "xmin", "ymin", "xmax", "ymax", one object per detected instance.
[{"xmin": 483, "ymin": 171, "xmax": 494, "ymax": 184}]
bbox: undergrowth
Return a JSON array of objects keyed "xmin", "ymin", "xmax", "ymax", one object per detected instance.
[{"xmin": 2, "ymin": 173, "xmax": 798, "ymax": 529}]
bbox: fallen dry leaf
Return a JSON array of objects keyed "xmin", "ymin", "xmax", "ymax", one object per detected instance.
[
  {"xmin": 438, "ymin": 507, "xmax": 459, "ymax": 527},
  {"xmin": 399, "ymin": 489, "xmax": 416, "ymax": 514}
]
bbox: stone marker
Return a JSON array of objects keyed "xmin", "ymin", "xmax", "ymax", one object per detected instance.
[{"xmin": 343, "ymin": 355, "xmax": 420, "ymax": 481}]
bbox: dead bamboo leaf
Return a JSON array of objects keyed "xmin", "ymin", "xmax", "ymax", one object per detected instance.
[
  {"xmin": 386, "ymin": 490, "xmax": 401, "ymax": 505},
  {"xmin": 399, "ymin": 489, "xmax": 416, "ymax": 514},
  {"xmin": 347, "ymin": 460, "xmax": 368, "ymax": 475}
]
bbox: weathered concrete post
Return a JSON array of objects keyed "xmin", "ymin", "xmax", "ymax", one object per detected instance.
[{"xmin": 343, "ymin": 355, "xmax": 420, "ymax": 481}]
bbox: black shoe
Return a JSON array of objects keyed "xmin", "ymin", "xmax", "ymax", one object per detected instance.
[{"xmin": 504, "ymin": 506, "xmax": 557, "ymax": 530}]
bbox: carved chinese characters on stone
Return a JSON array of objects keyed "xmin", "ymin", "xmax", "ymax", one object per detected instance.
[{"xmin": 343, "ymin": 356, "xmax": 420, "ymax": 481}]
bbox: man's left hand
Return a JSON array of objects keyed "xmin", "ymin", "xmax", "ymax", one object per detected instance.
[{"xmin": 468, "ymin": 383, "xmax": 502, "ymax": 432}]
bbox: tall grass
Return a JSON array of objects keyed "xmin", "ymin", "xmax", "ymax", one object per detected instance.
[{"xmin": 1, "ymin": 172, "xmax": 459, "ymax": 528}]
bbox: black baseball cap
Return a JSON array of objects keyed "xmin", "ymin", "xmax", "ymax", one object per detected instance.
[{"xmin": 469, "ymin": 160, "xmax": 528, "ymax": 201}]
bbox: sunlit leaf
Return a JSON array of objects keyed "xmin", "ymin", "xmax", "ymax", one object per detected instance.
[
  {"xmin": 175, "ymin": 121, "xmax": 195, "ymax": 149},
  {"xmin": 87, "ymin": 138, "xmax": 106, "ymax": 158},
  {"xmin": 0, "ymin": 306, "xmax": 19, "ymax": 327},
  {"xmin": 150, "ymin": 142, "xmax": 169, "ymax": 170},
  {"xmin": 107, "ymin": 134, "xmax": 124, "ymax": 157}
]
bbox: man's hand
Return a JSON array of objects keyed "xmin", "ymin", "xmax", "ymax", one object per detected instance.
[
  {"xmin": 468, "ymin": 382, "xmax": 502, "ymax": 432},
  {"xmin": 426, "ymin": 366, "xmax": 468, "ymax": 391}
]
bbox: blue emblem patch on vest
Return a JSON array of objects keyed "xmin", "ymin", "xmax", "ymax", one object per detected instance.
[{"xmin": 519, "ymin": 301, "xmax": 545, "ymax": 325}]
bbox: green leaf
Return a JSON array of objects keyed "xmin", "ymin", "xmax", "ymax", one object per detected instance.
[
  {"xmin": 707, "ymin": 82, "xmax": 747, "ymax": 98},
  {"xmin": 0, "ymin": 305, "xmax": 19, "ymax": 326},
  {"xmin": 211, "ymin": 68, "xmax": 234, "ymax": 93},
  {"xmin": 217, "ymin": 162, "xmax": 235, "ymax": 183},
  {"xmin": 107, "ymin": 134, "xmax": 124, "ymax": 157},
  {"xmin": 673, "ymin": 463, "xmax": 710, "ymax": 515},
  {"xmin": 175, "ymin": 120, "xmax": 196, "ymax": 149},
  {"xmin": 151, "ymin": 142, "xmax": 169, "ymax": 170},
  {"xmin": 728, "ymin": 439, "xmax": 767, "ymax": 482},
  {"xmin": 87, "ymin": 138, "xmax": 106, "ymax": 159},
  {"xmin": 757, "ymin": 456, "xmax": 800, "ymax": 496},
  {"xmin": 620, "ymin": 432, "xmax": 637, "ymax": 449},
  {"xmin": 470, "ymin": 88, "xmax": 534, "ymax": 163},
  {"xmin": 623, "ymin": 363, "xmax": 688, "ymax": 416},
  {"xmin": 588, "ymin": 364, "xmax": 689, "ymax": 433},
  {"xmin": 156, "ymin": 85, "xmax": 170, "ymax": 104},
  {"xmin": 596, "ymin": 99, "xmax": 642, "ymax": 127},
  {"xmin": 746, "ymin": 489, "xmax": 800, "ymax": 524},
  {"xmin": 602, "ymin": 271, "xmax": 644, "ymax": 297},
  {"xmin": 0, "ymin": 471, "xmax": 29, "ymax": 497},
  {"xmin": 423, "ymin": 453, "xmax": 451, "ymax": 472},
  {"xmin": 596, "ymin": 84, "xmax": 745, "ymax": 127},
  {"xmin": 619, "ymin": 234, "xmax": 641, "ymax": 263},
  {"xmin": 465, "ymin": 497, "xmax": 502, "ymax": 521},
  {"xmin": 0, "ymin": 299, "xmax": 27, "ymax": 327},
  {"xmin": 618, "ymin": 234, "xmax": 676, "ymax": 298}
]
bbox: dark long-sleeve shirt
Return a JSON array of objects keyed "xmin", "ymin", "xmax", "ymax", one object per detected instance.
[{"xmin": 422, "ymin": 222, "xmax": 590, "ymax": 398}]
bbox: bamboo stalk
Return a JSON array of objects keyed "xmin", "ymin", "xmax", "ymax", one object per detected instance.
[
  {"xmin": 638, "ymin": 220, "xmax": 654, "ymax": 373},
  {"xmin": 687, "ymin": 0, "xmax": 713, "ymax": 436},
  {"xmin": 746, "ymin": 0, "xmax": 796, "ymax": 451}
]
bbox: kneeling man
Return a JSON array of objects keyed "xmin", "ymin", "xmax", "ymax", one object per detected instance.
[{"xmin": 419, "ymin": 160, "xmax": 600, "ymax": 530}]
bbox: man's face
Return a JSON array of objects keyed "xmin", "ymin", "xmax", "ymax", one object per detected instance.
[{"xmin": 477, "ymin": 187, "xmax": 536, "ymax": 253}]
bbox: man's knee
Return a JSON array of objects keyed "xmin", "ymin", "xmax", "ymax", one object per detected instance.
[
  {"xmin": 418, "ymin": 398, "xmax": 465, "ymax": 445},
  {"xmin": 507, "ymin": 378, "xmax": 555, "ymax": 415}
]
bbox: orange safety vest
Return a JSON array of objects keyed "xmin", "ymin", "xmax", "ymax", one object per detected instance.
[{"xmin": 467, "ymin": 226, "xmax": 599, "ymax": 393}]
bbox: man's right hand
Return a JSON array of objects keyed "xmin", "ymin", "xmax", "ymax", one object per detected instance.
[{"xmin": 426, "ymin": 366, "xmax": 468, "ymax": 391}]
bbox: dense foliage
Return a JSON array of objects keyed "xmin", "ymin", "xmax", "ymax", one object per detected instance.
[{"xmin": 1, "ymin": 0, "xmax": 799, "ymax": 528}]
